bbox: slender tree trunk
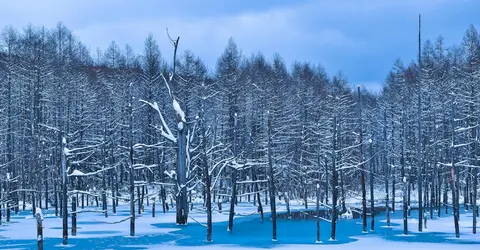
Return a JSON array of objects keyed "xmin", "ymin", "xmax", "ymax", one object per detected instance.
[
  {"xmin": 228, "ymin": 169, "xmax": 237, "ymax": 231},
  {"xmin": 152, "ymin": 197, "xmax": 156, "ymax": 218},
  {"xmin": 325, "ymin": 156, "xmax": 329, "ymax": 205},
  {"xmin": 265, "ymin": 189, "xmax": 268, "ymax": 206},
  {"xmin": 6, "ymin": 179, "xmax": 10, "ymax": 223},
  {"xmin": 72, "ymin": 196, "xmax": 76, "ymax": 236},
  {"xmin": 205, "ymin": 159, "xmax": 213, "ymax": 242},
  {"xmin": 36, "ymin": 209, "xmax": 43, "ymax": 250},
  {"xmin": 38, "ymin": 191, "xmax": 42, "ymax": 210},
  {"xmin": 316, "ymin": 182, "xmax": 321, "ymax": 243},
  {"xmin": 473, "ymin": 167, "xmax": 477, "ymax": 234},
  {"xmin": 0, "ymin": 185, "xmax": 2, "ymax": 225},
  {"xmin": 284, "ymin": 191, "xmax": 290, "ymax": 217},
  {"xmin": 161, "ymin": 187, "xmax": 166, "ymax": 214},
  {"xmin": 390, "ymin": 114, "xmax": 396, "ymax": 214},
  {"xmin": 146, "ymin": 186, "xmax": 149, "ymax": 207},
  {"xmin": 142, "ymin": 186, "xmax": 146, "ymax": 210},
  {"xmin": 437, "ymin": 164, "xmax": 441, "ymax": 217},
  {"xmin": 62, "ymin": 137, "xmax": 68, "ymax": 245},
  {"xmin": 218, "ymin": 178, "xmax": 223, "ymax": 213},
  {"xmin": 137, "ymin": 186, "xmax": 142, "ymax": 215},
  {"xmin": 384, "ymin": 110, "xmax": 390, "ymax": 227},
  {"xmin": 228, "ymin": 114, "xmax": 238, "ymax": 232},
  {"xmin": 31, "ymin": 191, "xmax": 36, "ymax": 216},
  {"xmin": 112, "ymin": 169, "xmax": 116, "ymax": 215},
  {"xmin": 129, "ymin": 148, "xmax": 135, "ymax": 236},
  {"xmin": 59, "ymin": 191, "xmax": 63, "ymax": 217},
  {"xmin": 358, "ymin": 87, "xmax": 367, "ymax": 233},
  {"xmin": 431, "ymin": 115, "xmax": 437, "ymax": 220},
  {"xmin": 253, "ymin": 170, "xmax": 264, "ymax": 221},
  {"xmin": 444, "ymin": 176, "xmax": 449, "ymax": 215},
  {"xmin": 370, "ymin": 138, "xmax": 375, "ymax": 231},
  {"xmin": 45, "ymin": 171, "xmax": 48, "ymax": 211},
  {"xmin": 408, "ymin": 167, "xmax": 412, "ymax": 216},
  {"xmin": 267, "ymin": 112, "xmax": 277, "ymax": 241},
  {"xmin": 54, "ymin": 178, "xmax": 58, "ymax": 216},
  {"xmin": 103, "ymin": 171, "xmax": 108, "ymax": 218},
  {"xmin": 470, "ymin": 88, "xmax": 477, "ymax": 234},
  {"xmin": 451, "ymin": 97, "xmax": 460, "ymax": 238},
  {"xmin": 340, "ymin": 165, "xmax": 346, "ymax": 213},
  {"xmin": 129, "ymin": 87, "xmax": 135, "ymax": 237},
  {"xmin": 401, "ymin": 110, "xmax": 408, "ymax": 235},
  {"xmin": 331, "ymin": 115, "xmax": 338, "ymax": 241},
  {"xmin": 417, "ymin": 14, "xmax": 423, "ymax": 232},
  {"xmin": 115, "ymin": 171, "xmax": 119, "ymax": 210}
]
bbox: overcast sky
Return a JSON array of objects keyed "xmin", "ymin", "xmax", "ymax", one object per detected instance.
[{"xmin": 1, "ymin": 0, "xmax": 479, "ymax": 92}]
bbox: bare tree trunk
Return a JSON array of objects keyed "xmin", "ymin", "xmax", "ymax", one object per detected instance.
[
  {"xmin": 417, "ymin": 14, "xmax": 424, "ymax": 232},
  {"xmin": 36, "ymin": 209, "xmax": 43, "ymax": 250},
  {"xmin": 62, "ymin": 137, "xmax": 68, "ymax": 245},
  {"xmin": 451, "ymin": 97, "xmax": 460, "ymax": 238},
  {"xmin": 316, "ymin": 182, "xmax": 321, "ymax": 243},
  {"xmin": 253, "ymin": 169, "xmax": 264, "ymax": 221},
  {"xmin": 218, "ymin": 178, "xmax": 223, "ymax": 213},
  {"xmin": 437, "ymin": 164, "xmax": 441, "ymax": 217},
  {"xmin": 358, "ymin": 87, "xmax": 367, "ymax": 233},
  {"xmin": 401, "ymin": 111, "xmax": 408, "ymax": 235},
  {"xmin": 115, "ymin": 171, "xmax": 119, "ymax": 210},
  {"xmin": 202, "ymin": 129, "xmax": 213, "ymax": 242},
  {"xmin": 176, "ymin": 119, "xmax": 188, "ymax": 225},
  {"xmin": 112, "ymin": 169, "xmax": 116, "ymax": 215},
  {"xmin": 431, "ymin": 112, "xmax": 438, "ymax": 220},
  {"xmin": 102, "ymin": 171, "xmax": 108, "ymax": 218},
  {"xmin": 54, "ymin": 178, "xmax": 58, "ymax": 216},
  {"xmin": 137, "ymin": 186, "xmax": 142, "ymax": 215},
  {"xmin": 142, "ymin": 186, "xmax": 146, "ymax": 210},
  {"xmin": 228, "ymin": 114, "xmax": 238, "ymax": 232},
  {"xmin": 129, "ymin": 148, "xmax": 135, "ymax": 236},
  {"xmin": 152, "ymin": 197, "xmax": 156, "ymax": 218},
  {"xmin": 146, "ymin": 186, "xmax": 149, "ymax": 207},
  {"xmin": 72, "ymin": 196, "xmax": 76, "ymax": 236},
  {"xmin": 325, "ymin": 156, "xmax": 329, "ymax": 205},
  {"xmin": 391, "ymin": 115, "xmax": 396, "ymax": 213},
  {"xmin": 370, "ymin": 137, "xmax": 375, "ymax": 232},
  {"xmin": 384, "ymin": 110, "xmax": 390, "ymax": 227},
  {"xmin": 267, "ymin": 112, "xmax": 277, "ymax": 241},
  {"xmin": 0, "ymin": 184, "xmax": 2, "ymax": 226},
  {"xmin": 45, "ymin": 171, "xmax": 48, "ymax": 211},
  {"xmin": 444, "ymin": 176, "xmax": 449, "ymax": 215},
  {"xmin": 473, "ymin": 166, "xmax": 477, "ymax": 234},
  {"xmin": 340, "ymin": 165, "xmax": 346, "ymax": 213},
  {"xmin": 331, "ymin": 115, "xmax": 338, "ymax": 240},
  {"xmin": 6, "ymin": 178, "xmax": 10, "ymax": 223},
  {"xmin": 59, "ymin": 191, "xmax": 63, "ymax": 217},
  {"xmin": 129, "ymin": 87, "xmax": 135, "ymax": 237},
  {"xmin": 161, "ymin": 187, "xmax": 166, "ymax": 214},
  {"xmin": 470, "ymin": 87, "xmax": 477, "ymax": 234}
]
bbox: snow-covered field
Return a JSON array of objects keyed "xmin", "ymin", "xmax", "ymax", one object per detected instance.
[{"xmin": 0, "ymin": 201, "xmax": 479, "ymax": 249}]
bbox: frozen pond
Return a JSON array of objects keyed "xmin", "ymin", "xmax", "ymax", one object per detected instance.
[{"xmin": 1, "ymin": 204, "xmax": 478, "ymax": 249}]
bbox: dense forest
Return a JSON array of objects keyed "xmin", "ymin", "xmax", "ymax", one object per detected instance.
[{"xmin": 0, "ymin": 21, "xmax": 479, "ymax": 243}]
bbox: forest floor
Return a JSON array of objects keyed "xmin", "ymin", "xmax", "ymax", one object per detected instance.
[{"xmin": 0, "ymin": 199, "xmax": 479, "ymax": 249}]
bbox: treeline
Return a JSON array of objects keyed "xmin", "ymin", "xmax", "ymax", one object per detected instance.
[{"xmin": 0, "ymin": 22, "xmax": 479, "ymax": 242}]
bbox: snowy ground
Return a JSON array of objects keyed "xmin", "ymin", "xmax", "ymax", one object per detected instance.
[{"xmin": 0, "ymin": 200, "xmax": 479, "ymax": 249}]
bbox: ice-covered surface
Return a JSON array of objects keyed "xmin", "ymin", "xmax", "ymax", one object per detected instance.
[{"xmin": 0, "ymin": 201, "xmax": 478, "ymax": 249}]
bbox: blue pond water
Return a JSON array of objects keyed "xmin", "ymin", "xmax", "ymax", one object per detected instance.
[{"xmin": 0, "ymin": 208, "xmax": 478, "ymax": 249}]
